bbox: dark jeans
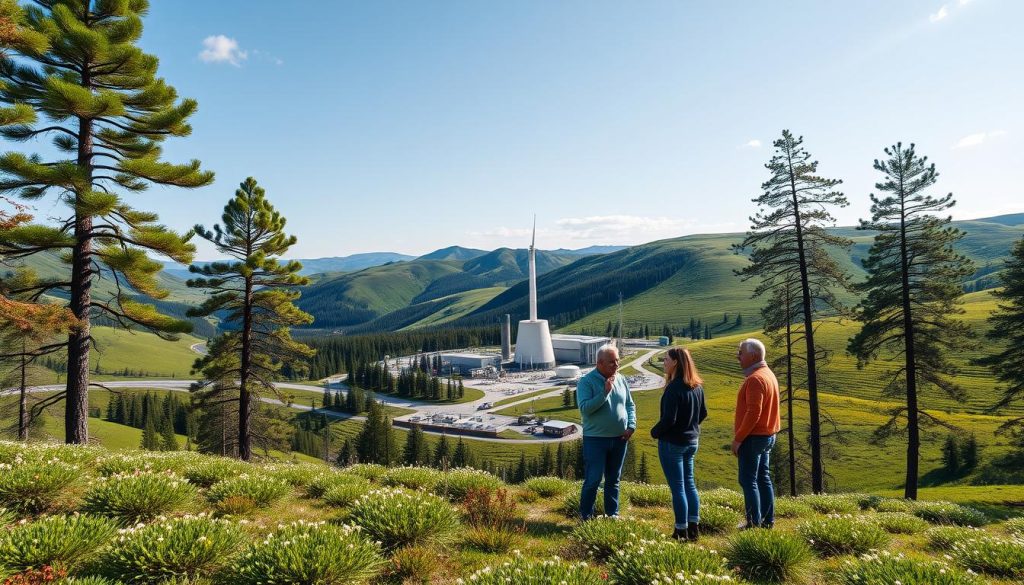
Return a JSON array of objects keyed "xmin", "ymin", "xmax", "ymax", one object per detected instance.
[
  {"xmin": 579, "ymin": 435, "xmax": 628, "ymax": 519},
  {"xmin": 738, "ymin": 434, "xmax": 776, "ymax": 527},
  {"xmin": 658, "ymin": 440, "xmax": 700, "ymax": 528}
]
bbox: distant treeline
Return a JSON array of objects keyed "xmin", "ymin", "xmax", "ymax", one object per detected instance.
[{"xmin": 294, "ymin": 326, "xmax": 501, "ymax": 380}]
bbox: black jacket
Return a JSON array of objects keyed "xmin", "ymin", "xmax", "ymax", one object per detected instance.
[{"xmin": 649, "ymin": 377, "xmax": 707, "ymax": 445}]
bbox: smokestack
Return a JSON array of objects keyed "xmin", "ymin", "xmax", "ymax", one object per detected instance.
[{"xmin": 501, "ymin": 314, "xmax": 512, "ymax": 360}]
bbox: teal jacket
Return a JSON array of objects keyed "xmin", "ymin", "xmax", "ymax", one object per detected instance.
[{"xmin": 576, "ymin": 368, "xmax": 637, "ymax": 437}]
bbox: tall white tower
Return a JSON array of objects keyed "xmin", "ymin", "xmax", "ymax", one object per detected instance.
[{"xmin": 514, "ymin": 217, "xmax": 556, "ymax": 369}]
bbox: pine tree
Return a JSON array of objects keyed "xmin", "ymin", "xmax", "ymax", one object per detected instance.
[
  {"xmin": 976, "ymin": 236, "xmax": 1024, "ymax": 440},
  {"xmin": 761, "ymin": 276, "xmax": 803, "ymax": 496},
  {"xmin": 433, "ymin": 433, "xmax": 451, "ymax": 468},
  {"xmin": 941, "ymin": 434, "xmax": 961, "ymax": 474},
  {"xmin": 735, "ymin": 130, "xmax": 852, "ymax": 494},
  {"xmin": 140, "ymin": 411, "xmax": 160, "ymax": 451},
  {"xmin": 638, "ymin": 452, "xmax": 651, "ymax": 483},
  {"xmin": 0, "ymin": 1, "xmax": 213, "ymax": 444},
  {"xmin": 539, "ymin": 445, "xmax": 553, "ymax": 476},
  {"xmin": 960, "ymin": 434, "xmax": 978, "ymax": 472},
  {"xmin": 337, "ymin": 438, "xmax": 355, "ymax": 466},
  {"xmin": 160, "ymin": 416, "xmax": 179, "ymax": 451},
  {"xmin": 452, "ymin": 438, "xmax": 471, "ymax": 468},
  {"xmin": 562, "ymin": 388, "xmax": 571, "ymax": 407},
  {"xmin": 514, "ymin": 451, "xmax": 528, "ymax": 483},
  {"xmin": 188, "ymin": 178, "xmax": 314, "ymax": 460},
  {"xmin": 848, "ymin": 143, "xmax": 975, "ymax": 499},
  {"xmin": 403, "ymin": 424, "xmax": 429, "ymax": 466}
]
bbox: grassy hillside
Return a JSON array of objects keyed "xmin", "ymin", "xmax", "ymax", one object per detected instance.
[
  {"xmin": 1, "ymin": 442, "xmax": 1021, "ymax": 584},
  {"xmin": 402, "ymin": 287, "xmax": 507, "ymax": 329}
]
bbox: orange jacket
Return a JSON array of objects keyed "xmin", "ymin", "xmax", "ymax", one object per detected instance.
[{"xmin": 733, "ymin": 365, "xmax": 781, "ymax": 443}]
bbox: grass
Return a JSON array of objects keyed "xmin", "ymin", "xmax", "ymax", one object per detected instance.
[
  {"xmin": 490, "ymin": 387, "xmax": 559, "ymax": 408},
  {"xmin": 403, "ymin": 287, "xmax": 508, "ymax": 329}
]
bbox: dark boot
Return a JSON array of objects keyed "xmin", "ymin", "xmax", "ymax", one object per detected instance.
[
  {"xmin": 671, "ymin": 527, "xmax": 686, "ymax": 540},
  {"xmin": 687, "ymin": 522, "xmax": 700, "ymax": 541}
]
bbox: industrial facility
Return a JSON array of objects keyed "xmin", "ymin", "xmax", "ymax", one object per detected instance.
[
  {"xmin": 551, "ymin": 334, "xmax": 611, "ymax": 365},
  {"xmin": 513, "ymin": 218, "xmax": 556, "ymax": 369}
]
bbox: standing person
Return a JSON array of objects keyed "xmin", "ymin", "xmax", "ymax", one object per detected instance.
[
  {"xmin": 732, "ymin": 338, "xmax": 781, "ymax": 529},
  {"xmin": 576, "ymin": 344, "xmax": 636, "ymax": 519},
  {"xmin": 651, "ymin": 346, "xmax": 708, "ymax": 541}
]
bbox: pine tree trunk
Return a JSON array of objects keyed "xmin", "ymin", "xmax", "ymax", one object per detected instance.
[
  {"xmin": 18, "ymin": 340, "xmax": 28, "ymax": 441},
  {"xmin": 785, "ymin": 292, "xmax": 797, "ymax": 496},
  {"xmin": 66, "ymin": 87, "xmax": 94, "ymax": 445},
  {"xmin": 899, "ymin": 181, "xmax": 920, "ymax": 500},
  {"xmin": 238, "ymin": 274, "xmax": 253, "ymax": 461},
  {"xmin": 787, "ymin": 154, "xmax": 825, "ymax": 494}
]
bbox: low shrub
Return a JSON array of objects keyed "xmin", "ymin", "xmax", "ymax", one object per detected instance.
[
  {"xmin": 560, "ymin": 487, "xmax": 629, "ymax": 519},
  {"xmin": 343, "ymin": 463, "xmax": 387, "ymax": 481},
  {"xmin": 1005, "ymin": 517, "xmax": 1024, "ymax": 537},
  {"xmin": 831, "ymin": 550, "xmax": 986, "ymax": 585},
  {"xmin": 457, "ymin": 554, "xmax": 604, "ymax": 585},
  {"xmin": 701, "ymin": 488, "xmax": 744, "ymax": 513},
  {"xmin": 99, "ymin": 514, "xmax": 243, "ymax": 583},
  {"xmin": 96, "ymin": 455, "xmax": 155, "ymax": 477},
  {"xmin": 386, "ymin": 546, "xmax": 442, "ymax": 584},
  {"xmin": 872, "ymin": 511, "xmax": 930, "ymax": 535},
  {"xmin": 867, "ymin": 496, "xmax": 915, "ymax": 514},
  {"xmin": 263, "ymin": 462, "xmax": 326, "ymax": 487},
  {"xmin": 621, "ymin": 482, "xmax": 672, "ymax": 507},
  {"xmin": 349, "ymin": 488, "xmax": 461, "ymax": 549},
  {"xmin": 434, "ymin": 468, "xmax": 504, "ymax": 501},
  {"xmin": 798, "ymin": 493, "xmax": 859, "ymax": 514},
  {"xmin": 0, "ymin": 514, "xmax": 116, "ymax": 573},
  {"xmin": 949, "ymin": 534, "xmax": 1024, "ymax": 579},
  {"xmin": 213, "ymin": 495, "xmax": 258, "ymax": 516},
  {"xmin": 925, "ymin": 525, "xmax": 984, "ymax": 550},
  {"xmin": 82, "ymin": 472, "xmax": 195, "ymax": 524},
  {"xmin": 181, "ymin": 459, "xmax": 249, "ymax": 488},
  {"xmin": 207, "ymin": 474, "xmax": 290, "ymax": 508},
  {"xmin": 773, "ymin": 498, "xmax": 813, "ymax": 519},
  {"xmin": 797, "ymin": 514, "xmax": 890, "ymax": 557},
  {"xmin": 0, "ymin": 461, "xmax": 80, "ymax": 514},
  {"xmin": 230, "ymin": 521, "xmax": 384, "ymax": 585},
  {"xmin": 322, "ymin": 483, "xmax": 368, "ymax": 509},
  {"xmin": 607, "ymin": 539, "xmax": 730, "ymax": 585},
  {"xmin": 699, "ymin": 504, "xmax": 741, "ymax": 535},
  {"xmin": 1, "ymin": 566, "xmax": 69, "ymax": 584},
  {"xmin": 464, "ymin": 527, "xmax": 522, "ymax": 553},
  {"xmin": 568, "ymin": 516, "xmax": 663, "ymax": 560},
  {"xmin": 0, "ymin": 507, "xmax": 15, "ymax": 526},
  {"xmin": 304, "ymin": 471, "xmax": 367, "ymax": 499},
  {"xmin": 523, "ymin": 476, "xmax": 573, "ymax": 498},
  {"xmin": 725, "ymin": 528, "xmax": 813, "ymax": 584},
  {"xmin": 913, "ymin": 501, "xmax": 987, "ymax": 527},
  {"xmin": 380, "ymin": 466, "xmax": 443, "ymax": 491},
  {"xmin": 463, "ymin": 487, "xmax": 522, "ymax": 531},
  {"xmin": 63, "ymin": 578, "xmax": 121, "ymax": 585}
]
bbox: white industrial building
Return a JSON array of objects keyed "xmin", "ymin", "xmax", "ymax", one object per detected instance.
[
  {"xmin": 555, "ymin": 364, "xmax": 581, "ymax": 379},
  {"xmin": 551, "ymin": 334, "xmax": 611, "ymax": 365},
  {"xmin": 441, "ymin": 352, "xmax": 501, "ymax": 373},
  {"xmin": 514, "ymin": 219, "xmax": 556, "ymax": 369}
]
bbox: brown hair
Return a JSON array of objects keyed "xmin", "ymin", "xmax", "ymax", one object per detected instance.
[{"xmin": 665, "ymin": 346, "xmax": 704, "ymax": 388}]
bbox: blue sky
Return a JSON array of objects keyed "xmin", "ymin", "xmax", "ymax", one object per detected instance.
[{"xmin": 40, "ymin": 1, "xmax": 1024, "ymax": 257}]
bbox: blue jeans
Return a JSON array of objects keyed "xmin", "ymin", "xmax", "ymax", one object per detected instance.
[
  {"xmin": 738, "ymin": 434, "xmax": 776, "ymax": 527},
  {"xmin": 658, "ymin": 440, "xmax": 700, "ymax": 528},
  {"xmin": 579, "ymin": 435, "xmax": 628, "ymax": 519}
]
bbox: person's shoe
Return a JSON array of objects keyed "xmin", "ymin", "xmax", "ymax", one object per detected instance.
[
  {"xmin": 671, "ymin": 527, "xmax": 686, "ymax": 540},
  {"xmin": 761, "ymin": 521, "xmax": 774, "ymax": 530},
  {"xmin": 686, "ymin": 522, "xmax": 700, "ymax": 541}
]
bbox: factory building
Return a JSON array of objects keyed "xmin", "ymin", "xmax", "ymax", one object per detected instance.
[
  {"xmin": 550, "ymin": 334, "xmax": 611, "ymax": 365},
  {"xmin": 440, "ymin": 352, "xmax": 501, "ymax": 374}
]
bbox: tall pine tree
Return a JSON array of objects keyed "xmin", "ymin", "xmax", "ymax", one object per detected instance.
[
  {"xmin": 848, "ymin": 143, "xmax": 974, "ymax": 499},
  {"xmin": 977, "ymin": 236, "xmax": 1024, "ymax": 427},
  {"xmin": 735, "ymin": 130, "xmax": 852, "ymax": 494},
  {"xmin": 188, "ymin": 178, "xmax": 314, "ymax": 460},
  {"xmin": 0, "ymin": 0, "xmax": 213, "ymax": 444}
]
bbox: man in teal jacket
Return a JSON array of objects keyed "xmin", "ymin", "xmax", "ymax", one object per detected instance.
[{"xmin": 576, "ymin": 344, "xmax": 636, "ymax": 519}]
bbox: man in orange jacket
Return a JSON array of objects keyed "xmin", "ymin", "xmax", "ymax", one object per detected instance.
[{"xmin": 731, "ymin": 338, "xmax": 781, "ymax": 529}]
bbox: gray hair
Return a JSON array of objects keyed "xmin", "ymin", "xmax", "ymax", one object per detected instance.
[
  {"xmin": 739, "ymin": 338, "xmax": 766, "ymax": 361},
  {"xmin": 596, "ymin": 344, "xmax": 620, "ymax": 362}
]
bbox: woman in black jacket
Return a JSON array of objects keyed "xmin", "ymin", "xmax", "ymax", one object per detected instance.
[{"xmin": 650, "ymin": 346, "xmax": 708, "ymax": 541}]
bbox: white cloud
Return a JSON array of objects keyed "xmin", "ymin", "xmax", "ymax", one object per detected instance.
[
  {"xmin": 466, "ymin": 226, "xmax": 535, "ymax": 239},
  {"xmin": 929, "ymin": 5, "xmax": 950, "ymax": 22},
  {"xmin": 953, "ymin": 130, "xmax": 1008, "ymax": 149},
  {"xmin": 199, "ymin": 35, "xmax": 247, "ymax": 66},
  {"xmin": 554, "ymin": 215, "xmax": 691, "ymax": 242},
  {"xmin": 743, "ymin": 139, "xmax": 762, "ymax": 148},
  {"xmin": 958, "ymin": 0, "xmax": 974, "ymax": 5}
]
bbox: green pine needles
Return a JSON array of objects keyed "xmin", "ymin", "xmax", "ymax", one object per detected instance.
[
  {"xmin": 187, "ymin": 177, "xmax": 314, "ymax": 460},
  {"xmin": 0, "ymin": 0, "xmax": 214, "ymax": 444}
]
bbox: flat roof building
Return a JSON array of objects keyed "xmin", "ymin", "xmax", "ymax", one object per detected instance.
[
  {"xmin": 543, "ymin": 420, "xmax": 578, "ymax": 437},
  {"xmin": 550, "ymin": 334, "xmax": 611, "ymax": 365},
  {"xmin": 440, "ymin": 352, "xmax": 501, "ymax": 374}
]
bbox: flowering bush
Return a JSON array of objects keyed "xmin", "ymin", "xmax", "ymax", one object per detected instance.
[
  {"xmin": 725, "ymin": 529, "xmax": 813, "ymax": 584},
  {"xmin": 462, "ymin": 487, "xmax": 524, "ymax": 553},
  {"xmin": 913, "ymin": 501, "xmax": 987, "ymax": 527},
  {"xmin": 858, "ymin": 495, "xmax": 914, "ymax": 513},
  {"xmin": 621, "ymin": 482, "xmax": 672, "ymax": 507},
  {"xmin": 948, "ymin": 533, "xmax": 1024, "ymax": 579},
  {"xmin": 99, "ymin": 514, "xmax": 243, "ymax": 583},
  {"xmin": 831, "ymin": 550, "xmax": 986, "ymax": 585},
  {"xmin": 569, "ymin": 516, "xmax": 664, "ymax": 560},
  {"xmin": 797, "ymin": 493, "xmax": 860, "ymax": 514},
  {"xmin": 773, "ymin": 497, "xmax": 814, "ymax": 519},
  {"xmin": 349, "ymin": 488, "xmax": 461, "ymax": 549},
  {"xmin": 523, "ymin": 476, "xmax": 573, "ymax": 498},
  {"xmin": 1, "ymin": 566, "xmax": 68, "ymax": 584},
  {"xmin": 434, "ymin": 467, "xmax": 504, "ymax": 501},
  {"xmin": 1006, "ymin": 517, "xmax": 1024, "ymax": 537},
  {"xmin": 456, "ymin": 554, "xmax": 604, "ymax": 585},
  {"xmin": 95, "ymin": 454, "xmax": 155, "ymax": 477},
  {"xmin": 797, "ymin": 514, "xmax": 890, "ymax": 557},
  {"xmin": 206, "ymin": 474, "xmax": 290, "ymax": 508},
  {"xmin": 607, "ymin": 539, "xmax": 730, "ymax": 585},
  {"xmin": 380, "ymin": 466, "xmax": 443, "ymax": 491},
  {"xmin": 699, "ymin": 504, "xmax": 741, "ymax": 535},
  {"xmin": 872, "ymin": 511, "xmax": 930, "ymax": 535},
  {"xmin": 386, "ymin": 546, "xmax": 442, "ymax": 584},
  {"xmin": 700, "ymin": 488, "xmax": 744, "ymax": 513},
  {"xmin": 926, "ymin": 526, "xmax": 985, "ymax": 550},
  {"xmin": 180, "ymin": 458, "xmax": 250, "ymax": 488},
  {"xmin": 0, "ymin": 461, "xmax": 80, "ymax": 514},
  {"xmin": 303, "ymin": 471, "xmax": 367, "ymax": 499},
  {"xmin": 343, "ymin": 463, "xmax": 387, "ymax": 481},
  {"xmin": 229, "ymin": 521, "xmax": 384, "ymax": 585},
  {"xmin": 82, "ymin": 471, "xmax": 195, "ymax": 524},
  {"xmin": 0, "ymin": 514, "xmax": 116, "ymax": 573},
  {"xmin": 263, "ymin": 462, "xmax": 327, "ymax": 487},
  {"xmin": 322, "ymin": 483, "xmax": 369, "ymax": 509}
]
